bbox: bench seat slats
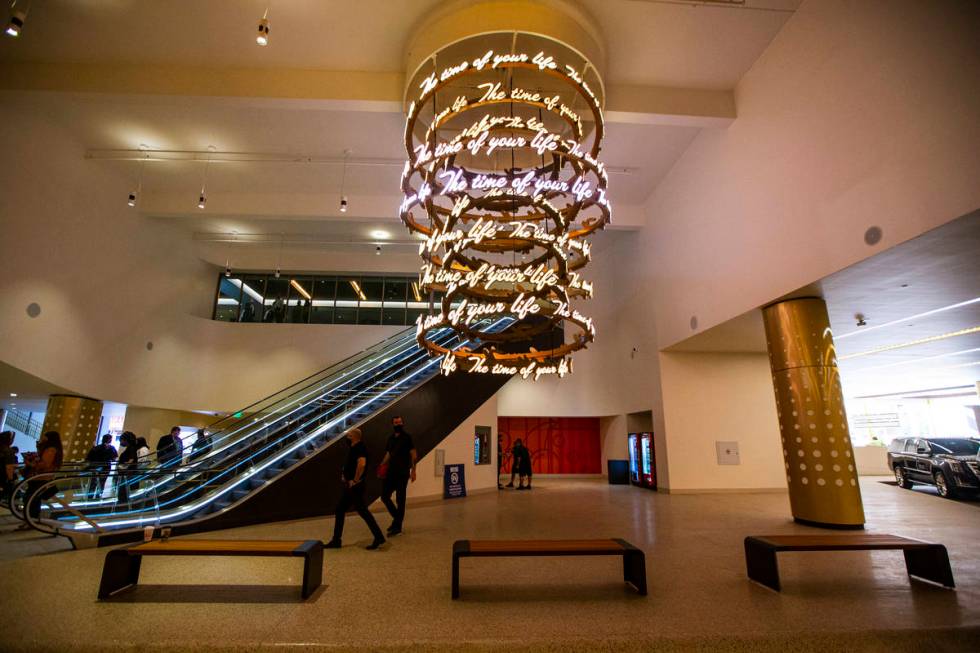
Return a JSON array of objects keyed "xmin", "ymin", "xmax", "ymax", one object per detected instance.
[
  {"xmin": 751, "ymin": 534, "xmax": 931, "ymax": 550},
  {"xmin": 132, "ymin": 539, "xmax": 310, "ymax": 555},
  {"xmin": 466, "ymin": 539, "xmax": 625, "ymax": 554}
]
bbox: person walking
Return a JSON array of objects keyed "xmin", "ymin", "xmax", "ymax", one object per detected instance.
[
  {"xmin": 378, "ymin": 416, "xmax": 416, "ymax": 536},
  {"xmin": 324, "ymin": 428, "xmax": 385, "ymax": 550},
  {"xmin": 84, "ymin": 434, "xmax": 118, "ymax": 499}
]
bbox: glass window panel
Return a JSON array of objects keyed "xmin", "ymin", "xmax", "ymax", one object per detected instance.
[
  {"xmin": 336, "ymin": 276, "xmax": 360, "ymax": 302},
  {"xmin": 215, "ymin": 276, "xmax": 243, "ymax": 322},
  {"xmin": 334, "ymin": 306, "xmax": 357, "ymax": 324},
  {"xmin": 406, "ymin": 308, "xmax": 428, "ymax": 327},
  {"xmin": 287, "ymin": 277, "xmax": 314, "ymax": 323},
  {"xmin": 383, "ymin": 278, "xmax": 408, "ymax": 304},
  {"xmin": 358, "ymin": 308, "xmax": 382, "ymax": 325},
  {"xmin": 311, "ymin": 278, "xmax": 336, "ymax": 324},
  {"xmin": 264, "ymin": 277, "xmax": 290, "ymax": 323},
  {"xmin": 382, "ymin": 307, "xmax": 406, "ymax": 325},
  {"xmin": 238, "ymin": 275, "xmax": 267, "ymax": 323}
]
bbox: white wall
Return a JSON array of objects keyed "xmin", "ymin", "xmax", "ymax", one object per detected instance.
[
  {"xmin": 853, "ymin": 446, "xmax": 891, "ymax": 476},
  {"xmin": 0, "ymin": 100, "xmax": 410, "ymax": 413},
  {"xmin": 408, "ymin": 394, "xmax": 499, "ymax": 500},
  {"xmin": 641, "ymin": 0, "xmax": 980, "ymax": 349},
  {"xmin": 659, "ymin": 352, "xmax": 784, "ymax": 492}
]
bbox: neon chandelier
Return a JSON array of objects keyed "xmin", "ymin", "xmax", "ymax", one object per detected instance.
[{"xmin": 399, "ymin": 32, "xmax": 610, "ymax": 380}]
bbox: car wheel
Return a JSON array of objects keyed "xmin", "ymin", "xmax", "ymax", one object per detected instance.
[
  {"xmin": 934, "ymin": 470, "xmax": 957, "ymax": 499},
  {"xmin": 894, "ymin": 466, "xmax": 913, "ymax": 489}
]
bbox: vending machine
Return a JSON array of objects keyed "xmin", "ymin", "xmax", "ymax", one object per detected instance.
[
  {"xmin": 628, "ymin": 433, "xmax": 640, "ymax": 485},
  {"xmin": 639, "ymin": 432, "xmax": 657, "ymax": 489}
]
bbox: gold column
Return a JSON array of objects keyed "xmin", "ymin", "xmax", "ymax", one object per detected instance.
[
  {"xmin": 762, "ymin": 298, "xmax": 865, "ymax": 528},
  {"xmin": 40, "ymin": 395, "xmax": 104, "ymax": 463}
]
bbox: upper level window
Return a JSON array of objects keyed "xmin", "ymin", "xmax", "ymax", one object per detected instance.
[{"xmin": 213, "ymin": 273, "xmax": 442, "ymax": 326}]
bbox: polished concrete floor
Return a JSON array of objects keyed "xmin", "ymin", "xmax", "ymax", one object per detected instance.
[{"xmin": 1, "ymin": 477, "xmax": 978, "ymax": 652}]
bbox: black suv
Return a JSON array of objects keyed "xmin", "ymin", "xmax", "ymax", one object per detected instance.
[{"xmin": 887, "ymin": 437, "xmax": 980, "ymax": 499}]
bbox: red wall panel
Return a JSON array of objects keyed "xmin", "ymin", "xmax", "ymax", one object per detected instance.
[{"xmin": 498, "ymin": 417, "xmax": 601, "ymax": 474}]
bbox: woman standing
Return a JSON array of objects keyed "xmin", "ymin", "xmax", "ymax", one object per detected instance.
[{"xmin": 20, "ymin": 431, "xmax": 63, "ymax": 527}]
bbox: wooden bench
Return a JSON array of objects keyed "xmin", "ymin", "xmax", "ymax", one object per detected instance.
[
  {"xmin": 744, "ymin": 534, "xmax": 955, "ymax": 592},
  {"xmin": 451, "ymin": 538, "xmax": 646, "ymax": 599},
  {"xmin": 98, "ymin": 539, "xmax": 323, "ymax": 600}
]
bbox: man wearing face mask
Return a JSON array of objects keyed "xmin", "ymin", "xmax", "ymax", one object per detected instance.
[{"xmin": 378, "ymin": 416, "xmax": 416, "ymax": 536}]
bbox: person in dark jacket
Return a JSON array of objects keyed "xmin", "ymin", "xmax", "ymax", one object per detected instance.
[
  {"xmin": 378, "ymin": 416, "xmax": 416, "ymax": 536},
  {"xmin": 190, "ymin": 429, "xmax": 212, "ymax": 461},
  {"xmin": 324, "ymin": 428, "xmax": 385, "ymax": 550},
  {"xmin": 505, "ymin": 438, "xmax": 522, "ymax": 488},
  {"xmin": 156, "ymin": 426, "xmax": 184, "ymax": 469},
  {"xmin": 116, "ymin": 431, "xmax": 139, "ymax": 505},
  {"xmin": 515, "ymin": 439, "xmax": 533, "ymax": 490},
  {"xmin": 85, "ymin": 434, "xmax": 118, "ymax": 498}
]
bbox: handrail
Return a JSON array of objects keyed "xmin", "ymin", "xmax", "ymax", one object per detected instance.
[{"xmin": 10, "ymin": 316, "xmax": 515, "ymax": 538}]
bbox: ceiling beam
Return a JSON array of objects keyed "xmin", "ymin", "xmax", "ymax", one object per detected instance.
[{"xmin": 0, "ymin": 62, "xmax": 735, "ymax": 127}]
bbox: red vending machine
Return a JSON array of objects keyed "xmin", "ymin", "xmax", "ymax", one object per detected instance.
[
  {"xmin": 628, "ymin": 433, "xmax": 641, "ymax": 485},
  {"xmin": 639, "ymin": 432, "xmax": 657, "ymax": 489}
]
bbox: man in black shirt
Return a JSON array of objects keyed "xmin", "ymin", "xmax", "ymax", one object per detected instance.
[
  {"xmin": 324, "ymin": 427, "xmax": 385, "ymax": 550},
  {"xmin": 156, "ymin": 426, "xmax": 184, "ymax": 470},
  {"xmin": 379, "ymin": 416, "xmax": 416, "ymax": 536},
  {"xmin": 85, "ymin": 434, "xmax": 118, "ymax": 498}
]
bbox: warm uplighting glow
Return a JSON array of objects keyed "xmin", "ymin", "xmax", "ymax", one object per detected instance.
[
  {"xmin": 371, "ymin": 230, "xmax": 390, "ymax": 240},
  {"xmin": 289, "ymin": 279, "xmax": 311, "ymax": 300},
  {"xmin": 349, "ymin": 280, "xmax": 366, "ymax": 301}
]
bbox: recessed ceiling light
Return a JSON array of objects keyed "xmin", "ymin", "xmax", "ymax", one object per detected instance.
[
  {"xmin": 8, "ymin": 393, "xmax": 16, "ymax": 397},
  {"xmin": 371, "ymin": 230, "xmax": 391, "ymax": 240}
]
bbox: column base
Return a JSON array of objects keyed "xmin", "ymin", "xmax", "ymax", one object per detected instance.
[{"xmin": 794, "ymin": 517, "xmax": 865, "ymax": 530}]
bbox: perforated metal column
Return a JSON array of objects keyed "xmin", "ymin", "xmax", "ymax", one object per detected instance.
[
  {"xmin": 762, "ymin": 298, "xmax": 865, "ymax": 528},
  {"xmin": 41, "ymin": 394, "xmax": 103, "ymax": 462}
]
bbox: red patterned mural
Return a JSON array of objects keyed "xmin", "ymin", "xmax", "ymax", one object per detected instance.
[{"xmin": 498, "ymin": 417, "xmax": 601, "ymax": 474}]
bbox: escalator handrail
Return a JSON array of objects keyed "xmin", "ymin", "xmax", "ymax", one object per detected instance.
[{"xmin": 27, "ymin": 317, "xmax": 515, "ymax": 534}]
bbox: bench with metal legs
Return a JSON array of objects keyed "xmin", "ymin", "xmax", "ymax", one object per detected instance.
[
  {"xmin": 744, "ymin": 534, "xmax": 955, "ymax": 592},
  {"xmin": 452, "ymin": 538, "xmax": 647, "ymax": 599},
  {"xmin": 98, "ymin": 539, "xmax": 323, "ymax": 600}
]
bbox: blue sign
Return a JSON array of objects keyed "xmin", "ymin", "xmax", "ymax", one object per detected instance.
[{"xmin": 443, "ymin": 464, "xmax": 467, "ymax": 499}]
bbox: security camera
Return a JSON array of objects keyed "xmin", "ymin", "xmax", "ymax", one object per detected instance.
[
  {"xmin": 224, "ymin": 266, "xmax": 232, "ymax": 278},
  {"xmin": 855, "ymin": 313, "xmax": 867, "ymax": 327},
  {"xmin": 340, "ymin": 196, "xmax": 349, "ymax": 212}
]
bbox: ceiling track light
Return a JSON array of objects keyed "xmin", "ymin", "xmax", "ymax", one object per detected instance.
[
  {"xmin": 5, "ymin": 0, "xmax": 28, "ymax": 37},
  {"xmin": 128, "ymin": 146, "xmax": 148, "ymax": 207},
  {"xmin": 198, "ymin": 144, "xmax": 215, "ymax": 210},
  {"xmin": 339, "ymin": 148, "xmax": 350, "ymax": 213},
  {"xmin": 256, "ymin": 9, "xmax": 270, "ymax": 46},
  {"xmin": 375, "ymin": 245, "xmax": 381, "ymax": 256}
]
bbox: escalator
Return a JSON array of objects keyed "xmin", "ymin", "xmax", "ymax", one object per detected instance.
[{"xmin": 10, "ymin": 319, "xmax": 516, "ymax": 547}]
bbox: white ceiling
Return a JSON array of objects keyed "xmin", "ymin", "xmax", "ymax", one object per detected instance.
[
  {"xmin": 0, "ymin": 0, "xmax": 800, "ymax": 88},
  {"xmin": 668, "ymin": 211, "xmax": 980, "ymax": 399}
]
